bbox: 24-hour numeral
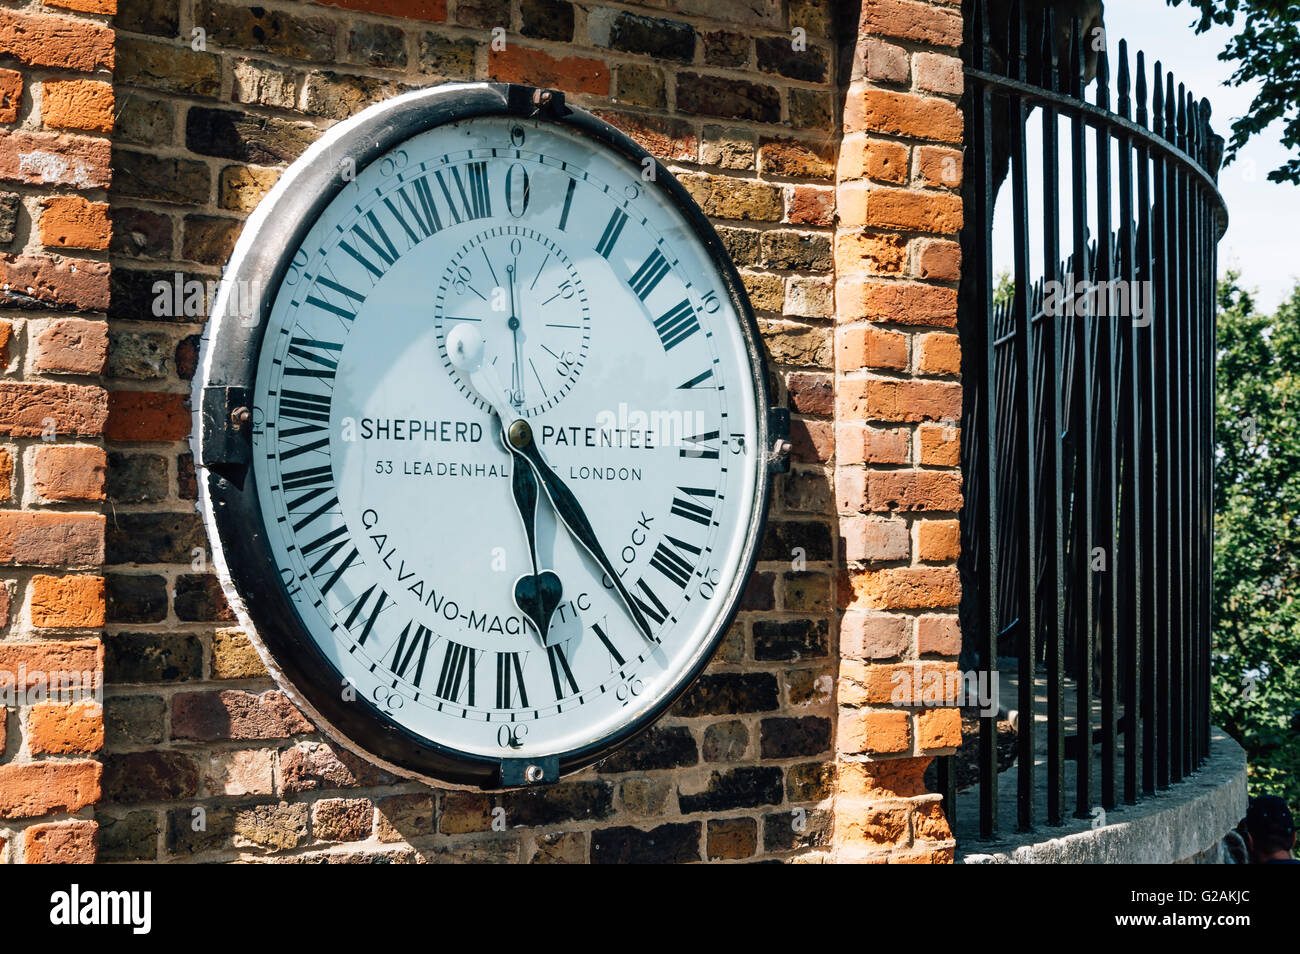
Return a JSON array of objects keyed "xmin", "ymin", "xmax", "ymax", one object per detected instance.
[
  {"xmin": 596, "ymin": 209, "xmax": 628, "ymax": 259},
  {"xmin": 547, "ymin": 642, "xmax": 579, "ymax": 700},
  {"xmin": 495, "ymin": 651, "xmax": 530, "ymax": 709},
  {"xmin": 653, "ymin": 300, "xmax": 699, "ymax": 351},
  {"xmin": 629, "ymin": 248, "xmax": 670, "ymax": 300}
]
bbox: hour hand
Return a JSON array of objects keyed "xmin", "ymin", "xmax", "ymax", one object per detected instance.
[{"xmin": 502, "ymin": 425, "xmax": 563, "ymax": 645}]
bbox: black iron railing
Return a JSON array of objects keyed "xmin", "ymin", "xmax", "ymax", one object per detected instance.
[{"xmin": 948, "ymin": 0, "xmax": 1226, "ymax": 838}]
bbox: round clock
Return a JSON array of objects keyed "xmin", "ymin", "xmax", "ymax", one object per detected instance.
[{"xmin": 194, "ymin": 83, "xmax": 785, "ymax": 788}]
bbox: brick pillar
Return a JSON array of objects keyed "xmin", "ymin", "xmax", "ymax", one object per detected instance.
[
  {"xmin": 0, "ymin": 1, "xmax": 114, "ymax": 864},
  {"xmin": 831, "ymin": 0, "xmax": 964, "ymax": 863}
]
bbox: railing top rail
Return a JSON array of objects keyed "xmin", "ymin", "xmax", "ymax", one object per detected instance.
[{"xmin": 965, "ymin": 65, "xmax": 1230, "ymax": 236}]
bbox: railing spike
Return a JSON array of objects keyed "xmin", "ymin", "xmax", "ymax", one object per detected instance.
[
  {"xmin": 1166, "ymin": 73, "xmax": 1177, "ymax": 147},
  {"xmin": 1096, "ymin": 42, "xmax": 1111, "ymax": 109},
  {"xmin": 1070, "ymin": 17, "xmax": 1084, "ymax": 99},
  {"xmin": 1043, "ymin": 7, "xmax": 1058, "ymax": 93},
  {"xmin": 1136, "ymin": 51, "xmax": 1148, "ymax": 128},
  {"xmin": 1009, "ymin": 0, "xmax": 1024, "ymax": 80},
  {"xmin": 1117, "ymin": 40, "xmax": 1131, "ymax": 120},
  {"xmin": 1153, "ymin": 62, "xmax": 1164, "ymax": 138}
]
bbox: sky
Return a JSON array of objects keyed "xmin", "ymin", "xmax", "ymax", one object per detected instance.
[{"xmin": 991, "ymin": 0, "xmax": 1300, "ymax": 313}]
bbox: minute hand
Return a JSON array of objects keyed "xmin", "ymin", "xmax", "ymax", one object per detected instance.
[{"xmin": 510, "ymin": 438, "xmax": 657, "ymax": 643}]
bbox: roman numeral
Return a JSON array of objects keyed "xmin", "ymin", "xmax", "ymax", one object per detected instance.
[
  {"xmin": 301, "ymin": 525, "xmax": 349, "ymax": 575},
  {"xmin": 677, "ymin": 368, "xmax": 715, "ymax": 390},
  {"xmin": 340, "ymin": 212, "xmax": 399, "ymax": 279},
  {"xmin": 390, "ymin": 620, "xmax": 433, "ymax": 684},
  {"xmin": 547, "ymin": 643, "xmax": 579, "ymax": 700},
  {"xmin": 342, "ymin": 584, "xmax": 390, "ymax": 646},
  {"xmin": 596, "ymin": 209, "xmax": 628, "ymax": 259},
  {"xmin": 495, "ymin": 651, "xmax": 529, "ymax": 709},
  {"xmin": 277, "ymin": 390, "xmax": 331, "ymax": 459},
  {"xmin": 629, "ymin": 248, "xmax": 670, "ymax": 300},
  {"xmin": 591, "ymin": 620, "xmax": 625, "ymax": 668},
  {"xmin": 680, "ymin": 429, "xmax": 721, "ymax": 460},
  {"xmin": 671, "ymin": 486, "xmax": 716, "ymax": 526},
  {"xmin": 435, "ymin": 640, "xmax": 479, "ymax": 705},
  {"xmin": 383, "ymin": 176, "xmax": 443, "ymax": 244},
  {"xmin": 283, "ymin": 464, "xmax": 337, "ymax": 532},
  {"xmin": 630, "ymin": 578, "xmax": 670, "ymax": 626},
  {"xmin": 305, "ymin": 274, "xmax": 366, "ymax": 321},
  {"xmin": 314, "ymin": 545, "xmax": 358, "ymax": 596},
  {"xmin": 650, "ymin": 535, "xmax": 701, "ymax": 589},
  {"xmin": 558, "ymin": 177, "xmax": 576, "ymax": 231},
  {"xmin": 285, "ymin": 337, "xmax": 342, "ymax": 380},
  {"xmin": 435, "ymin": 162, "xmax": 491, "ymax": 224},
  {"xmin": 653, "ymin": 300, "xmax": 699, "ymax": 351}
]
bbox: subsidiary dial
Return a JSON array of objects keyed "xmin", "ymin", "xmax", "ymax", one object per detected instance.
[{"xmin": 435, "ymin": 224, "xmax": 590, "ymax": 417}]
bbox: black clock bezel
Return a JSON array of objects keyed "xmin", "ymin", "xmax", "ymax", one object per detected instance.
[{"xmin": 194, "ymin": 83, "xmax": 775, "ymax": 789}]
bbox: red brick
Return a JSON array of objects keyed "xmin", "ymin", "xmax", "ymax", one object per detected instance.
[
  {"xmin": 917, "ymin": 145, "xmax": 963, "ymax": 190},
  {"xmin": 0, "ymin": 639, "xmax": 102, "ymax": 685},
  {"xmin": 41, "ymin": 79, "xmax": 112, "ymax": 133},
  {"xmin": 850, "ymin": 187, "xmax": 964, "ymax": 234},
  {"xmin": 591, "ymin": 110, "xmax": 696, "ymax": 162},
  {"xmin": 0, "ymin": 254, "xmax": 109, "ymax": 310},
  {"xmin": 841, "ymin": 611, "xmax": 911, "ymax": 659},
  {"xmin": 917, "ymin": 239, "xmax": 961, "ymax": 282},
  {"xmin": 28, "ymin": 699, "xmax": 104, "ymax": 754},
  {"xmin": 865, "ymin": 471, "xmax": 962, "ymax": 512},
  {"xmin": 839, "ymin": 707, "xmax": 910, "ymax": 755},
  {"xmin": 836, "ymin": 423, "xmax": 910, "ymax": 465},
  {"xmin": 0, "ymin": 446, "xmax": 11, "ymax": 501},
  {"xmin": 917, "ymin": 615, "xmax": 960, "ymax": 656},
  {"xmin": 838, "ymin": 378, "xmax": 961, "ymax": 423},
  {"xmin": 858, "ymin": 89, "xmax": 962, "ymax": 143},
  {"xmin": 0, "ymin": 382, "xmax": 107, "ymax": 437},
  {"xmin": 917, "ymin": 707, "xmax": 962, "ymax": 749},
  {"xmin": 860, "ymin": 37, "xmax": 908, "ymax": 83},
  {"xmin": 856, "ymin": 567, "xmax": 961, "ymax": 610},
  {"xmin": 838, "ymin": 756, "xmax": 932, "ymax": 799},
  {"xmin": 860, "ymin": 0, "xmax": 962, "ymax": 48},
  {"xmin": 489, "ymin": 46, "xmax": 610, "ymax": 96},
  {"xmin": 918, "ymin": 332, "xmax": 961, "ymax": 375},
  {"xmin": 0, "ymin": 68, "xmax": 20, "ymax": 123},
  {"xmin": 105, "ymin": 391, "xmax": 190, "ymax": 442},
  {"xmin": 31, "ymin": 444, "xmax": 106, "ymax": 501},
  {"xmin": 839, "ymin": 135, "xmax": 907, "ymax": 183},
  {"xmin": 0, "ymin": 130, "xmax": 111, "ymax": 189},
  {"xmin": 786, "ymin": 185, "xmax": 834, "ymax": 226},
  {"xmin": 0, "ymin": 512, "xmax": 103, "ymax": 566},
  {"xmin": 919, "ymin": 424, "xmax": 960, "ymax": 466},
  {"xmin": 43, "ymin": 0, "xmax": 117, "ymax": 12},
  {"xmin": 33, "ymin": 318, "xmax": 107, "ymax": 374},
  {"xmin": 839, "ymin": 325, "xmax": 907, "ymax": 371},
  {"xmin": 842, "ymin": 516, "xmax": 909, "ymax": 562},
  {"xmin": 917, "ymin": 519, "xmax": 960, "ymax": 561},
  {"xmin": 39, "ymin": 196, "xmax": 110, "ymax": 250},
  {"xmin": 915, "ymin": 52, "xmax": 963, "ymax": 95},
  {"xmin": 171, "ymin": 689, "xmax": 314, "ymax": 741},
  {"xmin": 23, "ymin": 820, "xmax": 98, "ymax": 864},
  {"xmin": 317, "ymin": 0, "xmax": 446, "ymax": 19},
  {"xmin": 0, "ymin": 10, "xmax": 114, "ymax": 71},
  {"xmin": 0, "ymin": 760, "xmax": 101, "ymax": 818},
  {"xmin": 30, "ymin": 574, "xmax": 105, "ymax": 627},
  {"xmin": 787, "ymin": 372, "xmax": 833, "ymax": 415},
  {"xmin": 790, "ymin": 418, "xmax": 833, "ymax": 463},
  {"xmin": 836, "ymin": 230, "xmax": 907, "ymax": 276}
]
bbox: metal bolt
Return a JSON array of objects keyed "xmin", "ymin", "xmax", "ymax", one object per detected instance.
[
  {"xmin": 532, "ymin": 89, "xmax": 553, "ymax": 108},
  {"xmin": 508, "ymin": 419, "xmax": 532, "ymax": 449},
  {"xmin": 231, "ymin": 406, "xmax": 251, "ymax": 431},
  {"xmin": 524, "ymin": 764, "xmax": 544, "ymax": 783}
]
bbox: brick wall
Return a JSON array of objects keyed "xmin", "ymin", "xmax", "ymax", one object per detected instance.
[
  {"xmin": 0, "ymin": 0, "xmax": 114, "ymax": 865},
  {"xmin": 832, "ymin": 0, "xmax": 963, "ymax": 863},
  {"xmin": 0, "ymin": 0, "xmax": 965, "ymax": 864}
]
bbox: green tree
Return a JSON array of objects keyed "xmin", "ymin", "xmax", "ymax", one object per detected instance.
[
  {"xmin": 1166, "ymin": 1, "xmax": 1300, "ymax": 184},
  {"xmin": 1213, "ymin": 272, "xmax": 1300, "ymax": 805}
]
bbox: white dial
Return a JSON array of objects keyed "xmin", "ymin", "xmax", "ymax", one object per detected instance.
[{"xmin": 243, "ymin": 106, "xmax": 764, "ymax": 775}]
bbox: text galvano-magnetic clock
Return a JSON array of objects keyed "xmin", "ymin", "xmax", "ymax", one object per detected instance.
[{"xmin": 194, "ymin": 83, "xmax": 789, "ymax": 789}]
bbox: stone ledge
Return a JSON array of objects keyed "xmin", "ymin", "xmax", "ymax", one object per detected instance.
[{"xmin": 958, "ymin": 728, "xmax": 1247, "ymax": 864}]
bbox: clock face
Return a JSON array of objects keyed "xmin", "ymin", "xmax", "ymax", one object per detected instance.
[{"xmin": 202, "ymin": 88, "xmax": 771, "ymax": 785}]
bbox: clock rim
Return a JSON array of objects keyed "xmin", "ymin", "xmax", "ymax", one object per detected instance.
[{"xmin": 192, "ymin": 81, "xmax": 776, "ymax": 790}]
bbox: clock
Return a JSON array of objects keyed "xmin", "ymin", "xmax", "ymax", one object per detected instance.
[{"xmin": 194, "ymin": 83, "xmax": 787, "ymax": 789}]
